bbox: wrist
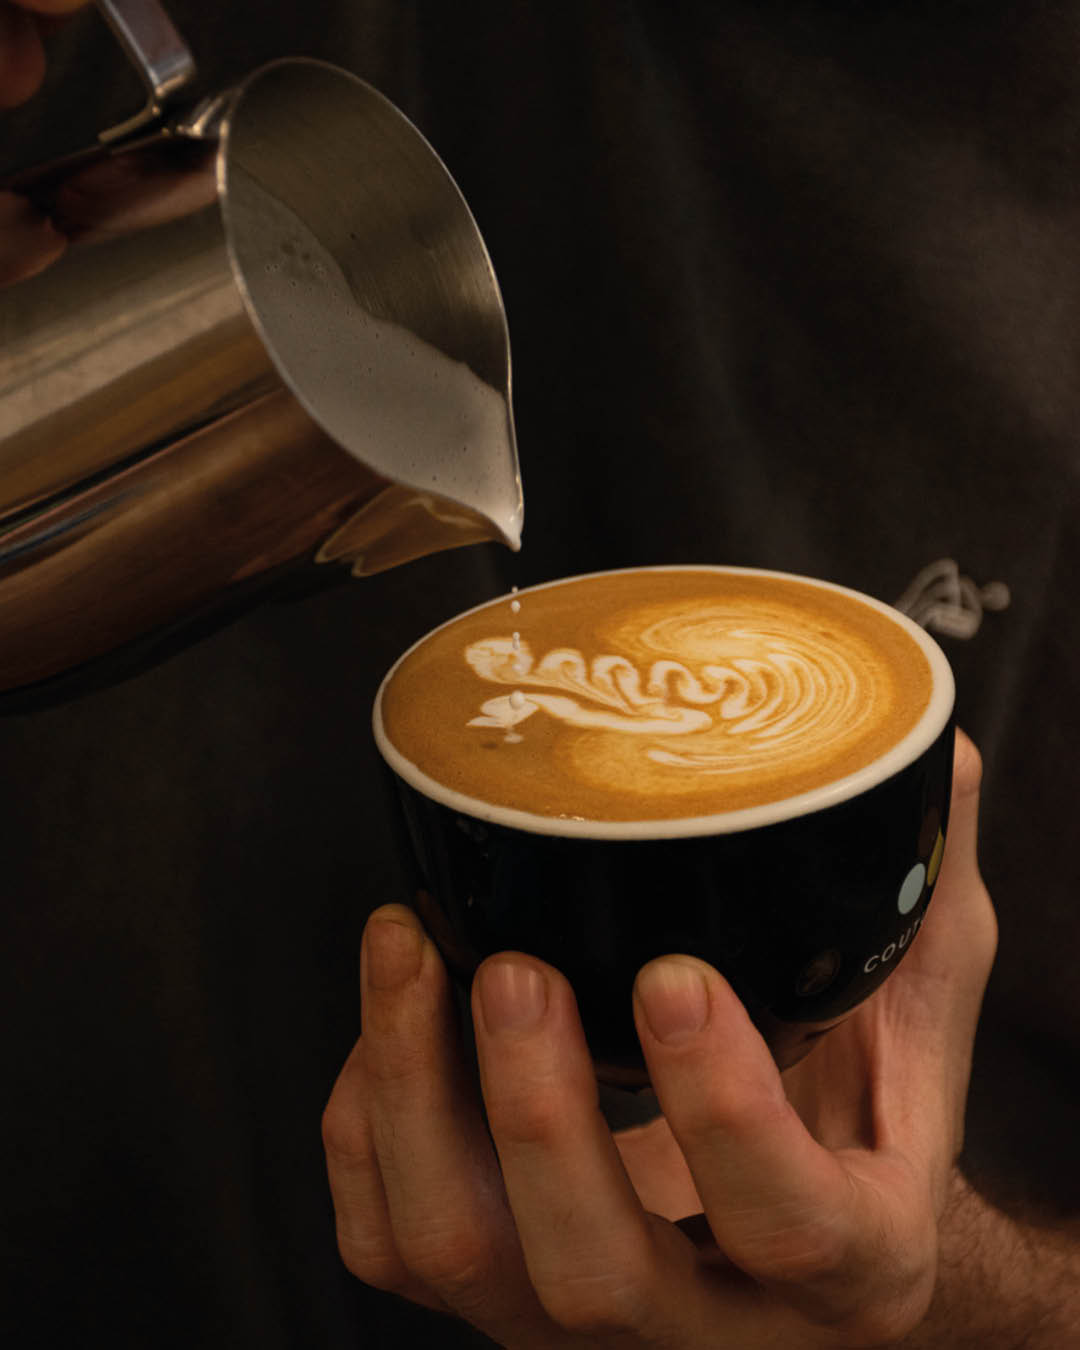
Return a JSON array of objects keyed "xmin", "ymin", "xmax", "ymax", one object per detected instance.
[{"xmin": 901, "ymin": 1170, "xmax": 1080, "ymax": 1348}]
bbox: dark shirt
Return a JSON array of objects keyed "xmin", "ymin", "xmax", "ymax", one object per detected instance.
[{"xmin": 3, "ymin": 4, "xmax": 1078, "ymax": 1345}]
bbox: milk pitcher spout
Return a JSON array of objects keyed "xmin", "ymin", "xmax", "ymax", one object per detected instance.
[{"xmin": 0, "ymin": 0, "xmax": 523, "ymax": 701}]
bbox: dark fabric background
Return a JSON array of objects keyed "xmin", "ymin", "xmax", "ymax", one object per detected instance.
[{"xmin": 2, "ymin": 3, "xmax": 1078, "ymax": 1345}]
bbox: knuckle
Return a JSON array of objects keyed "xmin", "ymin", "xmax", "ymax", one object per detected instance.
[
  {"xmin": 833, "ymin": 1286, "xmax": 934, "ymax": 1347},
  {"xmin": 533, "ymin": 1239, "xmax": 657, "ymax": 1337},
  {"xmin": 734, "ymin": 1204, "xmax": 853, "ymax": 1285},
  {"xmin": 364, "ymin": 1044, "xmax": 428, "ymax": 1089},
  {"xmin": 360, "ymin": 1017, "xmax": 443, "ymax": 1090},
  {"xmin": 485, "ymin": 1077, "xmax": 566, "ymax": 1147},
  {"xmin": 971, "ymin": 897, "xmax": 999, "ymax": 987},
  {"xmin": 335, "ymin": 1227, "xmax": 413, "ymax": 1295},
  {"xmin": 538, "ymin": 1273, "xmax": 650, "ymax": 1337},
  {"xmin": 762, "ymin": 1230, "xmax": 849, "ymax": 1286},
  {"xmin": 395, "ymin": 1224, "xmax": 496, "ymax": 1303},
  {"xmin": 681, "ymin": 1074, "xmax": 793, "ymax": 1145},
  {"xmin": 320, "ymin": 1098, "xmax": 373, "ymax": 1166}
]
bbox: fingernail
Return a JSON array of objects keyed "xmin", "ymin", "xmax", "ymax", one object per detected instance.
[
  {"xmin": 363, "ymin": 915, "xmax": 423, "ymax": 991},
  {"xmin": 637, "ymin": 959, "xmax": 710, "ymax": 1046},
  {"xmin": 478, "ymin": 959, "xmax": 547, "ymax": 1036}
]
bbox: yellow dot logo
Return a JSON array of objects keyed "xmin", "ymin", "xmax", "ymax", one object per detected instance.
[{"xmin": 927, "ymin": 829, "xmax": 945, "ymax": 886}]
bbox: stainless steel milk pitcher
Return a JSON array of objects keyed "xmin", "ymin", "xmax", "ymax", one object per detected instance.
[{"xmin": 0, "ymin": 0, "xmax": 522, "ymax": 699}]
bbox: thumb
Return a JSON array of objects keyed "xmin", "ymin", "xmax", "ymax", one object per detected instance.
[
  {"xmin": 877, "ymin": 728, "xmax": 996, "ymax": 1177},
  {"xmin": 907, "ymin": 727, "xmax": 997, "ymax": 991}
]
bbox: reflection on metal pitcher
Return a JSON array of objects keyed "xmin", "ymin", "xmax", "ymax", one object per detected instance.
[{"xmin": 0, "ymin": 0, "xmax": 522, "ymax": 700}]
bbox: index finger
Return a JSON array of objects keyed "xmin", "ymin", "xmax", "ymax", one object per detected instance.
[{"xmin": 634, "ymin": 958, "xmax": 936, "ymax": 1336}]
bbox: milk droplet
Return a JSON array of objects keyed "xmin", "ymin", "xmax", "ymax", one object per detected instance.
[
  {"xmin": 511, "ymin": 634, "xmax": 527, "ymax": 673},
  {"xmin": 510, "ymin": 599, "xmax": 521, "ymax": 613},
  {"xmin": 509, "ymin": 690, "xmax": 525, "ymax": 709}
]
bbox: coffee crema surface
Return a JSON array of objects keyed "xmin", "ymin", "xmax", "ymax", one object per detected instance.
[{"xmin": 376, "ymin": 567, "xmax": 942, "ymax": 829}]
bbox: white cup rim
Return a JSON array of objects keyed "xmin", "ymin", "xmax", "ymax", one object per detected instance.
[{"xmin": 373, "ymin": 565, "xmax": 956, "ymax": 840}]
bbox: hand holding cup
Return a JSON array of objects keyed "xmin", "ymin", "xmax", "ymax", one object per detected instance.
[{"xmin": 324, "ymin": 729, "xmax": 995, "ymax": 1346}]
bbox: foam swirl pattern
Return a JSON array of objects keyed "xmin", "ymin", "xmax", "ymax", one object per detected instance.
[
  {"xmin": 376, "ymin": 568, "xmax": 943, "ymax": 828},
  {"xmin": 464, "ymin": 614, "xmax": 870, "ymax": 789}
]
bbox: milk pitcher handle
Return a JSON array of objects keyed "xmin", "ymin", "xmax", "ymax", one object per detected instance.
[{"xmin": 94, "ymin": 0, "xmax": 197, "ymax": 143}]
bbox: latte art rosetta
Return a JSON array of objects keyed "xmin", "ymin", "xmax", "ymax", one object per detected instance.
[
  {"xmin": 465, "ymin": 614, "xmax": 867, "ymax": 785},
  {"xmin": 466, "ymin": 639, "xmax": 715, "ymax": 736},
  {"xmin": 376, "ymin": 568, "xmax": 938, "ymax": 822}
]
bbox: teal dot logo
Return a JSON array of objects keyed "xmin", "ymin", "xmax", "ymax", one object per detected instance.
[{"xmin": 897, "ymin": 862, "xmax": 926, "ymax": 915}]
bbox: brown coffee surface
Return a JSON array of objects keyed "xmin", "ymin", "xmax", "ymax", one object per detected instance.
[{"xmin": 378, "ymin": 568, "xmax": 935, "ymax": 821}]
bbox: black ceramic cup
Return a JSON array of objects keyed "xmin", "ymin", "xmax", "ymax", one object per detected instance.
[{"xmin": 373, "ymin": 567, "xmax": 955, "ymax": 1084}]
